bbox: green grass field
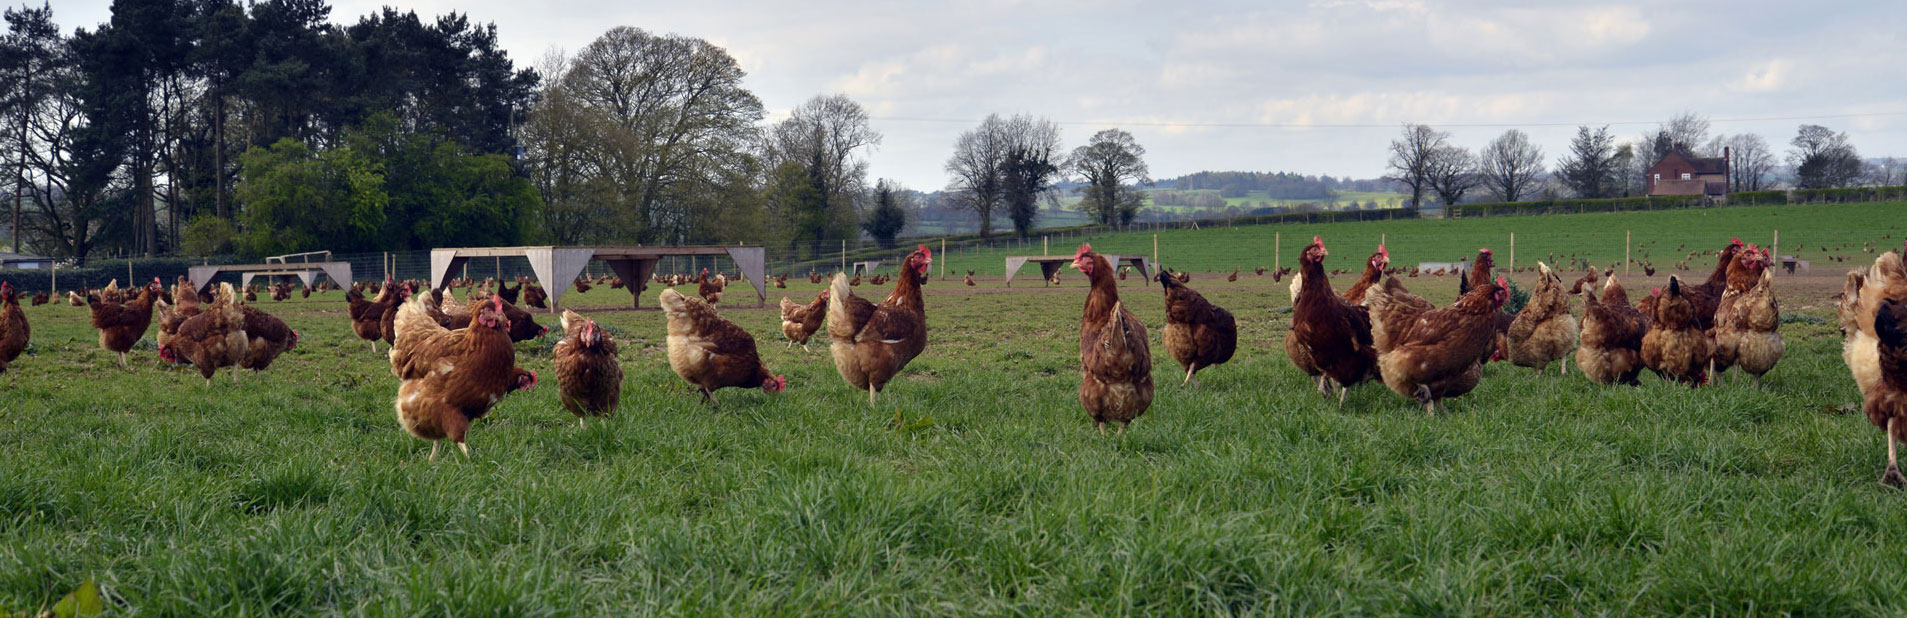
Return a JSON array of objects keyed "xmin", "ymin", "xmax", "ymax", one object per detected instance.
[
  {"xmin": 937, "ymin": 201, "xmax": 1903, "ymax": 277},
  {"xmin": 3, "ymin": 202, "xmax": 1905, "ymax": 615}
]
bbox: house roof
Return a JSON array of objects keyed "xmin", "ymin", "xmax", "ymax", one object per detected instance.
[
  {"xmin": 1705, "ymin": 181, "xmax": 1727, "ymax": 196},
  {"xmin": 0, "ymin": 252, "xmax": 51, "ymax": 262},
  {"xmin": 1652, "ymin": 144, "xmax": 1727, "ymax": 175}
]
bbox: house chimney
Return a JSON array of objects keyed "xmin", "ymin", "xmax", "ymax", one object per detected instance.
[{"xmin": 1724, "ymin": 146, "xmax": 1731, "ymax": 161}]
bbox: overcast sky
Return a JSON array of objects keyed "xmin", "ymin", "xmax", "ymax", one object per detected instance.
[{"xmin": 49, "ymin": 0, "xmax": 1907, "ymax": 191}]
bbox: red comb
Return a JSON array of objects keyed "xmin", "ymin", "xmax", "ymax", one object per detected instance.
[
  {"xmin": 1731, "ymin": 237, "xmax": 1743, "ymax": 246},
  {"xmin": 1479, "ymin": 248, "xmax": 1492, "ymax": 255},
  {"xmin": 1312, "ymin": 235, "xmax": 1323, "ymax": 245},
  {"xmin": 1378, "ymin": 244, "xmax": 1388, "ymax": 256},
  {"xmin": 1073, "ymin": 243, "xmax": 1092, "ymax": 259},
  {"xmin": 1496, "ymin": 275, "xmax": 1507, "ymax": 286},
  {"xmin": 918, "ymin": 244, "xmax": 931, "ymax": 258}
]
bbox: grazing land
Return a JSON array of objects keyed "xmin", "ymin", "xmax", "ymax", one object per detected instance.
[{"xmin": 2, "ymin": 202, "xmax": 1904, "ymax": 615}]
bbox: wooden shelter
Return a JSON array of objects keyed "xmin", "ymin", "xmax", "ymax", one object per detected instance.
[
  {"xmin": 1003, "ymin": 255, "xmax": 1153, "ymax": 287},
  {"xmin": 427, "ymin": 246, "xmax": 767, "ymax": 310}
]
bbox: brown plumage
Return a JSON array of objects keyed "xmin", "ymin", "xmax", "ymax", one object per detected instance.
[
  {"xmin": 778, "ymin": 290, "xmax": 829, "ymax": 349},
  {"xmin": 348, "ymin": 277, "xmax": 399, "ymax": 352},
  {"xmin": 554, "ymin": 309, "xmax": 622, "ymax": 426},
  {"xmin": 1342, "ymin": 245, "xmax": 1389, "ymax": 305},
  {"xmin": 1577, "ymin": 275, "xmax": 1650, "ymax": 386},
  {"xmin": 574, "ymin": 276, "xmax": 593, "ymax": 294},
  {"xmin": 1226, "ymin": 267, "xmax": 1238, "ymax": 282},
  {"xmin": 1364, "ymin": 276, "xmax": 1435, "ymax": 356},
  {"xmin": 238, "ymin": 305, "xmax": 297, "ymax": 372},
  {"xmin": 158, "ymin": 283, "xmax": 250, "ymax": 385},
  {"xmin": 1506, "ymin": 262, "xmax": 1579, "ymax": 374},
  {"xmin": 521, "ymin": 282, "xmax": 549, "ymax": 309},
  {"xmin": 1866, "ymin": 295, "xmax": 1907, "ymax": 485},
  {"xmin": 661, "ymin": 288, "xmax": 783, "ymax": 403},
  {"xmin": 1678, "ymin": 238, "xmax": 1746, "ymax": 331},
  {"xmin": 1641, "ymin": 276, "xmax": 1713, "ymax": 386},
  {"xmin": 379, "ymin": 283, "xmax": 414, "ymax": 346},
  {"xmin": 438, "ymin": 293, "xmax": 548, "ymax": 342},
  {"xmin": 1377, "ymin": 270, "xmax": 1509, "ymax": 414},
  {"xmin": 964, "ymin": 274, "xmax": 976, "ymax": 286},
  {"xmin": 496, "ymin": 279, "xmax": 521, "ymax": 305},
  {"xmin": 827, "ymin": 245, "xmax": 931, "ymax": 408},
  {"xmin": 1157, "ymin": 267, "xmax": 1236, "ymax": 387},
  {"xmin": 1075, "ymin": 245, "xmax": 1153, "ymax": 434},
  {"xmin": 390, "ymin": 293, "xmax": 537, "ymax": 460},
  {"xmin": 0, "ymin": 283, "xmax": 28, "ymax": 373},
  {"xmin": 90, "ymin": 278, "xmax": 163, "ymax": 368},
  {"xmin": 698, "ymin": 268, "xmax": 724, "ymax": 304},
  {"xmin": 30, "ymin": 290, "xmax": 47, "ymax": 306},
  {"xmin": 1288, "ymin": 236, "xmax": 1380, "ymax": 405},
  {"xmin": 1711, "ymin": 245, "xmax": 1779, "ymax": 380}
]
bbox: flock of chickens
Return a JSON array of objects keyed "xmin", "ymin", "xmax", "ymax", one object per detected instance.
[{"xmin": 11, "ymin": 233, "xmax": 1907, "ymax": 484}]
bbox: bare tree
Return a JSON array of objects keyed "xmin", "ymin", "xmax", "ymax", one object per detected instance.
[
  {"xmin": 1385, "ymin": 124, "xmax": 1446, "ymax": 210},
  {"xmin": 1426, "ymin": 146, "xmax": 1478, "ymax": 206},
  {"xmin": 1661, "ymin": 111, "xmax": 1711, "ymax": 155},
  {"xmin": 1789, "ymin": 124, "xmax": 1862, "ymax": 189},
  {"xmin": 1866, "ymin": 157, "xmax": 1900, "ymax": 187},
  {"xmin": 1723, "ymin": 133, "xmax": 1776, "ymax": 192},
  {"xmin": 1067, "ymin": 128, "xmax": 1150, "ymax": 227},
  {"xmin": 999, "ymin": 115, "xmax": 1061, "ymax": 237},
  {"xmin": 945, "ymin": 114, "xmax": 1015, "ymax": 238},
  {"xmin": 766, "ymin": 94, "xmax": 881, "ymax": 242},
  {"xmin": 1478, "ymin": 129, "xmax": 1543, "ymax": 202}
]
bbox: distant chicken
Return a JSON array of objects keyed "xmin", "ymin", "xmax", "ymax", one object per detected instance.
[
  {"xmin": 554, "ymin": 309, "xmax": 621, "ymax": 426},
  {"xmin": 157, "ymin": 283, "xmax": 250, "ymax": 385},
  {"xmin": 0, "ymin": 282, "xmax": 28, "ymax": 374},
  {"xmin": 1156, "ymin": 267, "xmax": 1236, "ymax": 386},
  {"xmin": 1378, "ymin": 272, "xmax": 1509, "ymax": 414},
  {"xmin": 348, "ymin": 276, "xmax": 400, "ymax": 353},
  {"xmin": 379, "ymin": 282, "xmax": 415, "ymax": 347},
  {"xmin": 1287, "ymin": 237, "xmax": 1380, "ymax": 404},
  {"xmin": 698, "ymin": 268, "xmax": 724, "ymax": 304},
  {"xmin": 90, "ymin": 278, "xmax": 163, "ymax": 368},
  {"xmin": 1505, "ymin": 262, "xmax": 1579, "ymax": 374},
  {"xmin": 778, "ymin": 290, "xmax": 829, "ymax": 349},
  {"xmin": 1226, "ymin": 267, "xmax": 1238, "ymax": 282},
  {"xmin": 660, "ymin": 289, "xmax": 784, "ymax": 403},
  {"xmin": 1342, "ymin": 245, "xmax": 1389, "ymax": 305},
  {"xmin": 1577, "ymin": 275, "xmax": 1650, "ymax": 386},
  {"xmin": 574, "ymin": 276, "xmax": 593, "ymax": 294},
  {"xmin": 30, "ymin": 290, "xmax": 47, "ymax": 306},
  {"xmin": 389, "ymin": 293, "xmax": 537, "ymax": 460},
  {"xmin": 964, "ymin": 273, "xmax": 976, "ymax": 286},
  {"xmin": 827, "ymin": 245, "xmax": 931, "ymax": 408},
  {"xmin": 1641, "ymin": 275, "xmax": 1713, "ymax": 386},
  {"xmin": 1075, "ymin": 244, "xmax": 1153, "ymax": 434},
  {"xmin": 521, "ymin": 281, "xmax": 549, "ymax": 309}
]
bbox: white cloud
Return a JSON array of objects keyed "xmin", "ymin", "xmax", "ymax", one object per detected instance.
[{"xmin": 1731, "ymin": 59, "xmax": 1792, "ymax": 94}]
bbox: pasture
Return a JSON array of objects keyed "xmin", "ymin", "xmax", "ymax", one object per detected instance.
[{"xmin": 2, "ymin": 202, "xmax": 1905, "ymax": 616}]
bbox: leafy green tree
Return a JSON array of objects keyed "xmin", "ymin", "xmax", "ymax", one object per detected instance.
[
  {"xmin": 862, "ymin": 179, "xmax": 908, "ymax": 249},
  {"xmin": 1789, "ymin": 124, "xmax": 1862, "ymax": 189},
  {"xmin": 1558, "ymin": 125, "xmax": 1621, "ymax": 198},
  {"xmin": 1001, "ymin": 120, "xmax": 1060, "ymax": 238},
  {"xmin": 234, "ymin": 137, "xmax": 385, "ymax": 256}
]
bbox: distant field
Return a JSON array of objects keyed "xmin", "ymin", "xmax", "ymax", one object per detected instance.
[
  {"xmin": 936, "ymin": 201, "xmax": 1902, "ymax": 277},
  {"xmin": 2, "ymin": 199, "xmax": 1904, "ymax": 614}
]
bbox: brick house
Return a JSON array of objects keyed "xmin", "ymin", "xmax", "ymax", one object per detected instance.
[{"xmin": 1646, "ymin": 143, "xmax": 1729, "ymax": 199}]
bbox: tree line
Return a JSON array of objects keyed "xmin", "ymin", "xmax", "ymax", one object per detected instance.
[{"xmin": 1385, "ymin": 112, "xmax": 1885, "ymax": 210}]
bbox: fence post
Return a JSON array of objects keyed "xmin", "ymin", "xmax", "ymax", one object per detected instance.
[
  {"xmin": 1509, "ymin": 232, "xmax": 1515, "ymax": 273},
  {"xmin": 1274, "ymin": 232, "xmax": 1280, "ymax": 273},
  {"xmin": 1625, "ymin": 230, "xmax": 1631, "ymax": 275}
]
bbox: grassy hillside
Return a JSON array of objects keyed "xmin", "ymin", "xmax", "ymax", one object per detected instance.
[
  {"xmin": 937, "ymin": 201, "xmax": 1902, "ymax": 276},
  {"xmin": 1, "ymin": 201, "xmax": 1903, "ymax": 614}
]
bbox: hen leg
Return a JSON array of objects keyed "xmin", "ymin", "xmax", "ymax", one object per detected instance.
[
  {"xmin": 1337, "ymin": 382, "xmax": 1349, "ymax": 407},
  {"xmin": 232, "ymin": 365, "xmax": 240, "ymax": 383},
  {"xmin": 868, "ymin": 386, "xmax": 878, "ymax": 409},
  {"xmin": 1097, "ymin": 422, "xmax": 1107, "ymax": 436},
  {"xmin": 458, "ymin": 441, "xmax": 470, "ymax": 458},
  {"xmin": 1885, "ymin": 418, "xmax": 1904, "ymax": 487},
  {"xmin": 1181, "ymin": 363, "xmax": 1198, "ymax": 388},
  {"xmin": 118, "ymin": 351, "xmax": 127, "ymax": 370},
  {"xmin": 429, "ymin": 441, "xmax": 440, "ymax": 462},
  {"xmin": 1414, "ymin": 384, "xmax": 1435, "ymax": 415},
  {"xmin": 1560, "ymin": 356, "xmax": 1568, "ymax": 376}
]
